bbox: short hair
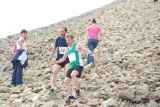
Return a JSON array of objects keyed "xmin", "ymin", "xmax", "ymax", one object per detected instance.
[
  {"xmin": 92, "ymin": 19, "xmax": 96, "ymax": 23},
  {"xmin": 66, "ymin": 32, "xmax": 75, "ymax": 39},
  {"xmin": 20, "ymin": 29, "xmax": 28, "ymax": 34},
  {"xmin": 64, "ymin": 27, "xmax": 68, "ymax": 33}
]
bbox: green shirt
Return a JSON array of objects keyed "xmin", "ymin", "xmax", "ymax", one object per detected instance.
[{"xmin": 66, "ymin": 42, "xmax": 83, "ymax": 69}]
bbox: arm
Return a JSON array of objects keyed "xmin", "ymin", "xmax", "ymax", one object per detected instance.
[
  {"xmin": 98, "ymin": 34, "xmax": 101, "ymax": 41},
  {"xmin": 23, "ymin": 38, "xmax": 28, "ymax": 51},
  {"xmin": 12, "ymin": 45, "xmax": 17, "ymax": 55},
  {"xmin": 49, "ymin": 39, "xmax": 58, "ymax": 53},
  {"xmin": 9, "ymin": 41, "xmax": 16, "ymax": 55},
  {"xmin": 55, "ymin": 53, "xmax": 67, "ymax": 64},
  {"xmin": 18, "ymin": 37, "xmax": 23, "ymax": 48},
  {"xmin": 77, "ymin": 43, "xmax": 91, "ymax": 54},
  {"xmin": 49, "ymin": 46, "xmax": 56, "ymax": 53}
]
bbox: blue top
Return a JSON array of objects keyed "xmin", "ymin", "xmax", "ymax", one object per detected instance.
[{"xmin": 54, "ymin": 36, "xmax": 68, "ymax": 60}]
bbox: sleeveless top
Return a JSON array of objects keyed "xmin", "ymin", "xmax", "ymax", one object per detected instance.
[
  {"xmin": 67, "ymin": 42, "xmax": 83, "ymax": 69},
  {"xmin": 54, "ymin": 36, "xmax": 68, "ymax": 60}
]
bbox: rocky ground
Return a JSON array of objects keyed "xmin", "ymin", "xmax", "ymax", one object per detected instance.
[{"xmin": 0, "ymin": 0, "xmax": 160, "ymax": 106}]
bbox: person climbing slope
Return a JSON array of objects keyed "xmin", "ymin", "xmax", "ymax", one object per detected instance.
[
  {"xmin": 49, "ymin": 27, "xmax": 69, "ymax": 91},
  {"xmin": 86, "ymin": 18, "xmax": 102, "ymax": 65},
  {"xmin": 55, "ymin": 32, "xmax": 90, "ymax": 104}
]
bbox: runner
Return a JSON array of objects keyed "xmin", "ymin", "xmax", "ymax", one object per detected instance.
[
  {"xmin": 55, "ymin": 32, "xmax": 90, "ymax": 104},
  {"xmin": 49, "ymin": 27, "xmax": 69, "ymax": 90},
  {"xmin": 86, "ymin": 18, "xmax": 102, "ymax": 65},
  {"xmin": 11, "ymin": 29, "xmax": 28, "ymax": 86}
]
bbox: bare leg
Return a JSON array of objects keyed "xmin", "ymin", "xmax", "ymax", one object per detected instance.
[
  {"xmin": 71, "ymin": 70, "xmax": 80, "ymax": 97},
  {"xmin": 64, "ymin": 77, "xmax": 76, "ymax": 105},
  {"xmin": 64, "ymin": 64, "xmax": 68, "ymax": 75},
  {"xmin": 49, "ymin": 64, "xmax": 61, "ymax": 89},
  {"xmin": 64, "ymin": 78, "xmax": 72, "ymax": 97}
]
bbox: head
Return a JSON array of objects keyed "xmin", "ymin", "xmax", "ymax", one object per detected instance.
[
  {"xmin": 66, "ymin": 32, "xmax": 75, "ymax": 46},
  {"xmin": 91, "ymin": 18, "xmax": 96, "ymax": 24},
  {"xmin": 20, "ymin": 29, "xmax": 28, "ymax": 40},
  {"xmin": 64, "ymin": 27, "xmax": 68, "ymax": 34},
  {"xmin": 58, "ymin": 27, "xmax": 67, "ymax": 36}
]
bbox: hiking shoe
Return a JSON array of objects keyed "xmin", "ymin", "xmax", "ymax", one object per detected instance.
[
  {"xmin": 48, "ymin": 89, "xmax": 56, "ymax": 96},
  {"xmin": 66, "ymin": 96, "xmax": 76, "ymax": 105}
]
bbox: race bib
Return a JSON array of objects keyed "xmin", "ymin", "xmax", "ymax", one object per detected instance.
[
  {"xmin": 68, "ymin": 53, "xmax": 76, "ymax": 62},
  {"xmin": 59, "ymin": 47, "xmax": 67, "ymax": 54}
]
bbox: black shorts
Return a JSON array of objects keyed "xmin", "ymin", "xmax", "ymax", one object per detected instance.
[
  {"xmin": 57, "ymin": 58, "xmax": 69, "ymax": 68},
  {"xmin": 66, "ymin": 66, "xmax": 83, "ymax": 78}
]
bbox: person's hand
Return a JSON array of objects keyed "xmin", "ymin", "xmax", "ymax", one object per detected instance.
[
  {"xmin": 98, "ymin": 37, "xmax": 102, "ymax": 42},
  {"xmin": 54, "ymin": 59, "xmax": 60, "ymax": 64},
  {"xmin": 48, "ymin": 48, "xmax": 52, "ymax": 52},
  {"xmin": 50, "ymin": 59, "xmax": 56, "ymax": 65}
]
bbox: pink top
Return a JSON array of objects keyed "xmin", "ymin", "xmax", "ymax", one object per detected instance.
[{"xmin": 86, "ymin": 24, "xmax": 102, "ymax": 40}]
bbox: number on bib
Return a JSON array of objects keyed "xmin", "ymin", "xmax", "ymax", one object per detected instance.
[
  {"xmin": 68, "ymin": 53, "xmax": 76, "ymax": 62},
  {"xmin": 59, "ymin": 47, "xmax": 67, "ymax": 54}
]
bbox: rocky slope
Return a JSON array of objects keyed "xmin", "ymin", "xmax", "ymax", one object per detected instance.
[{"xmin": 0, "ymin": 0, "xmax": 160, "ymax": 106}]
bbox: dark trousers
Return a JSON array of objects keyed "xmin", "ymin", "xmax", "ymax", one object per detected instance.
[
  {"xmin": 87, "ymin": 39, "xmax": 98, "ymax": 64},
  {"xmin": 11, "ymin": 61, "xmax": 23, "ymax": 86},
  {"xmin": 11, "ymin": 49, "xmax": 24, "ymax": 86}
]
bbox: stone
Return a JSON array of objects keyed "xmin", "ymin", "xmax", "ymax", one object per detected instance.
[
  {"xmin": 101, "ymin": 98, "xmax": 116, "ymax": 107},
  {"xmin": 0, "ymin": 0, "xmax": 160, "ymax": 106},
  {"xmin": 32, "ymin": 87, "xmax": 43, "ymax": 93},
  {"xmin": 0, "ymin": 86, "xmax": 10, "ymax": 93},
  {"xmin": 87, "ymin": 98, "xmax": 100, "ymax": 107}
]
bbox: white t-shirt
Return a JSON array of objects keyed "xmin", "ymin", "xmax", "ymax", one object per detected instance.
[{"xmin": 16, "ymin": 37, "xmax": 27, "ymax": 50}]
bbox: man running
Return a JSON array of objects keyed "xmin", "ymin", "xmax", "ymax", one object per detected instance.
[
  {"xmin": 55, "ymin": 32, "xmax": 89, "ymax": 104},
  {"xmin": 86, "ymin": 19, "xmax": 102, "ymax": 65},
  {"xmin": 11, "ymin": 29, "xmax": 28, "ymax": 86},
  {"xmin": 49, "ymin": 27, "xmax": 69, "ymax": 90}
]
